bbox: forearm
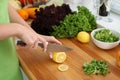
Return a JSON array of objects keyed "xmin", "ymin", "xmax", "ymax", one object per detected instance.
[
  {"xmin": 0, "ymin": 23, "xmax": 19, "ymax": 40},
  {"xmin": 8, "ymin": 3, "xmax": 34, "ymax": 31}
]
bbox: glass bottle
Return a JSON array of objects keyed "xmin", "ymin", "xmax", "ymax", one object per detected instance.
[
  {"xmin": 99, "ymin": 3, "xmax": 108, "ymax": 16},
  {"xmin": 99, "ymin": 0, "xmax": 113, "ymax": 22}
]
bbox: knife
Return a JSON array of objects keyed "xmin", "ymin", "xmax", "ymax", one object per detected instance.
[{"xmin": 17, "ymin": 41, "xmax": 73, "ymax": 52}]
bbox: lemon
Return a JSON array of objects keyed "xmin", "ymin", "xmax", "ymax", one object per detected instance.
[
  {"xmin": 52, "ymin": 52, "xmax": 67, "ymax": 63},
  {"xmin": 77, "ymin": 31, "xmax": 90, "ymax": 43},
  {"xmin": 58, "ymin": 64, "xmax": 69, "ymax": 71}
]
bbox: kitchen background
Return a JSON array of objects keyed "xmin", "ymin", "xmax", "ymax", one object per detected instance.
[
  {"xmin": 9, "ymin": 0, "xmax": 120, "ymax": 33},
  {"xmin": 64, "ymin": 0, "xmax": 120, "ymax": 33},
  {"xmin": 8, "ymin": 0, "xmax": 120, "ymax": 80}
]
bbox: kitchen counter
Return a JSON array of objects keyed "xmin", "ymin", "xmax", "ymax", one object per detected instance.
[
  {"xmin": 17, "ymin": 38, "xmax": 120, "ymax": 80},
  {"xmin": 97, "ymin": 12, "xmax": 120, "ymax": 33}
]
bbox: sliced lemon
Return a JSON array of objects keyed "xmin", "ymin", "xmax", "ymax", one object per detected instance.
[
  {"xmin": 52, "ymin": 52, "xmax": 67, "ymax": 63},
  {"xmin": 58, "ymin": 64, "xmax": 69, "ymax": 71}
]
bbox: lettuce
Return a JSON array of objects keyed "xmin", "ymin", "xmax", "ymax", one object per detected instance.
[{"xmin": 51, "ymin": 6, "xmax": 97, "ymax": 38}]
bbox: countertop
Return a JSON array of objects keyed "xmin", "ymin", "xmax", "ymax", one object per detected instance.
[
  {"xmin": 17, "ymin": 38, "xmax": 120, "ymax": 80},
  {"xmin": 97, "ymin": 12, "xmax": 120, "ymax": 33}
]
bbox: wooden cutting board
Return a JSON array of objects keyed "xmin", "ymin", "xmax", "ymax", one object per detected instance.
[{"xmin": 17, "ymin": 38, "xmax": 120, "ymax": 80}]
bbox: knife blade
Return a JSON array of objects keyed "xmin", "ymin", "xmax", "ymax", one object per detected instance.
[{"xmin": 17, "ymin": 41, "xmax": 73, "ymax": 52}]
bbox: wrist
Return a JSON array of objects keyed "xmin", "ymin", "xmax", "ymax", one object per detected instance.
[{"xmin": 11, "ymin": 23, "xmax": 24, "ymax": 37}]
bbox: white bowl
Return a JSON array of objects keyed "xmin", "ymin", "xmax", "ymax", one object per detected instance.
[{"xmin": 91, "ymin": 28, "xmax": 120, "ymax": 50}]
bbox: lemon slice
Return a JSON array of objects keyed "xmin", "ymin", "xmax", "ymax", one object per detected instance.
[
  {"xmin": 58, "ymin": 64, "xmax": 69, "ymax": 71},
  {"xmin": 52, "ymin": 52, "xmax": 66, "ymax": 63}
]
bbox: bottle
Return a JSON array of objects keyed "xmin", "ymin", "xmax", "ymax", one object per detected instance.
[{"xmin": 99, "ymin": 3, "xmax": 108, "ymax": 16}]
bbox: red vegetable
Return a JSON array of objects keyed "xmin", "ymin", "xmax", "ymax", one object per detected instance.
[{"xmin": 31, "ymin": 4, "xmax": 72, "ymax": 35}]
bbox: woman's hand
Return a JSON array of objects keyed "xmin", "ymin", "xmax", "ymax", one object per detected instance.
[
  {"xmin": 38, "ymin": 35, "xmax": 62, "ymax": 52},
  {"xmin": 16, "ymin": 24, "xmax": 61, "ymax": 52},
  {"xmin": 16, "ymin": 24, "xmax": 46, "ymax": 51},
  {"xmin": 39, "ymin": 35, "xmax": 62, "ymax": 45},
  {"xmin": 8, "ymin": 3, "xmax": 61, "ymax": 52}
]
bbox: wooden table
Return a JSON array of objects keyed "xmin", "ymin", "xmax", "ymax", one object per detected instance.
[{"xmin": 17, "ymin": 38, "xmax": 120, "ymax": 80}]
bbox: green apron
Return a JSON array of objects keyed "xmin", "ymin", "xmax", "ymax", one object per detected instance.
[{"xmin": 0, "ymin": 0, "xmax": 23, "ymax": 80}]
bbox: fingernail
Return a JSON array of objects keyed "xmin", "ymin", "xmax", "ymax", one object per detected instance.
[{"xmin": 46, "ymin": 42, "xmax": 48, "ymax": 45}]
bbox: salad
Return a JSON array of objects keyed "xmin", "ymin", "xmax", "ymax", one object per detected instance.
[{"xmin": 94, "ymin": 29, "xmax": 119, "ymax": 43}]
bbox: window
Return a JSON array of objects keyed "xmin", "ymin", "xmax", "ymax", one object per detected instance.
[{"xmin": 111, "ymin": 0, "xmax": 120, "ymax": 15}]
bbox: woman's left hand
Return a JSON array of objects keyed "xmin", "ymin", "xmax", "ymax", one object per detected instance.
[{"xmin": 38, "ymin": 34, "xmax": 62, "ymax": 45}]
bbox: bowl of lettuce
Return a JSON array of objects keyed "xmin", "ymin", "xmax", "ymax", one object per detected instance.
[{"xmin": 91, "ymin": 28, "xmax": 120, "ymax": 49}]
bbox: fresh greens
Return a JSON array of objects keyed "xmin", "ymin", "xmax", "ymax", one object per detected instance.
[
  {"xmin": 94, "ymin": 29, "xmax": 119, "ymax": 42},
  {"xmin": 83, "ymin": 59, "xmax": 110, "ymax": 76},
  {"xmin": 77, "ymin": 6, "xmax": 97, "ymax": 30},
  {"xmin": 31, "ymin": 4, "xmax": 72, "ymax": 35},
  {"xmin": 51, "ymin": 6, "xmax": 97, "ymax": 38}
]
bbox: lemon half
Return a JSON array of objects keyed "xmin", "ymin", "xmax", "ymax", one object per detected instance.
[{"xmin": 52, "ymin": 52, "xmax": 67, "ymax": 63}]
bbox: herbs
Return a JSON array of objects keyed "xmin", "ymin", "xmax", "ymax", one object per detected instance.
[
  {"xmin": 77, "ymin": 6, "xmax": 97, "ymax": 30},
  {"xmin": 83, "ymin": 59, "xmax": 110, "ymax": 76},
  {"xmin": 51, "ymin": 6, "xmax": 97, "ymax": 38},
  {"xmin": 94, "ymin": 29, "xmax": 119, "ymax": 42},
  {"xmin": 51, "ymin": 12, "xmax": 91, "ymax": 38},
  {"xmin": 31, "ymin": 5, "xmax": 97, "ymax": 38}
]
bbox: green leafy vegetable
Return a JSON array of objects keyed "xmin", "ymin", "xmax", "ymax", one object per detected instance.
[
  {"xmin": 83, "ymin": 59, "xmax": 110, "ymax": 76},
  {"xmin": 51, "ymin": 6, "xmax": 97, "ymax": 38},
  {"xmin": 31, "ymin": 4, "xmax": 72, "ymax": 35},
  {"xmin": 77, "ymin": 6, "xmax": 97, "ymax": 30},
  {"xmin": 94, "ymin": 29, "xmax": 119, "ymax": 42}
]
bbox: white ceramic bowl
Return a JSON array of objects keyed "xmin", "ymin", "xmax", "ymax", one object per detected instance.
[{"xmin": 91, "ymin": 28, "xmax": 120, "ymax": 50}]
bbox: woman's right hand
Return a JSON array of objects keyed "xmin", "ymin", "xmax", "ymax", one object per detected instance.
[{"xmin": 16, "ymin": 23, "xmax": 47, "ymax": 51}]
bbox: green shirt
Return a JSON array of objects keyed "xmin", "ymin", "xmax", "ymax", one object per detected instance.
[{"xmin": 0, "ymin": 0, "xmax": 23, "ymax": 80}]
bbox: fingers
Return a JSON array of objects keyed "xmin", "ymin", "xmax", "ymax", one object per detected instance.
[
  {"xmin": 19, "ymin": 31, "xmax": 61, "ymax": 52},
  {"xmin": 26, "ymin": 40, "xmax": 36, "ymax": 49},
  {"xmin": 38, "ymin": 37, "xmax": 47, "ymax": 52},
  {"xmin": 41, "ymin": 35, "xmax": 62, "ymax": 45},
  {"xmin": 20, "ymin": 38, "xmax": 39, "ymax": 49},
  {"xmin": 31, "ymin": 38, "xmax": 40, "ymax": 49},
  {"xmin": 49, "ymin": 36, "xmax": 62, "ymax": 45},
  {"xmin": 44, "ymin": 42, "xmax": 48, "ymax": 52}
]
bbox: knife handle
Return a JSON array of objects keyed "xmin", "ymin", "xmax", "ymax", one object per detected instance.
[{"xmin": 17, "ymin": 41, "xmax": 44, "ymax": 48}]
